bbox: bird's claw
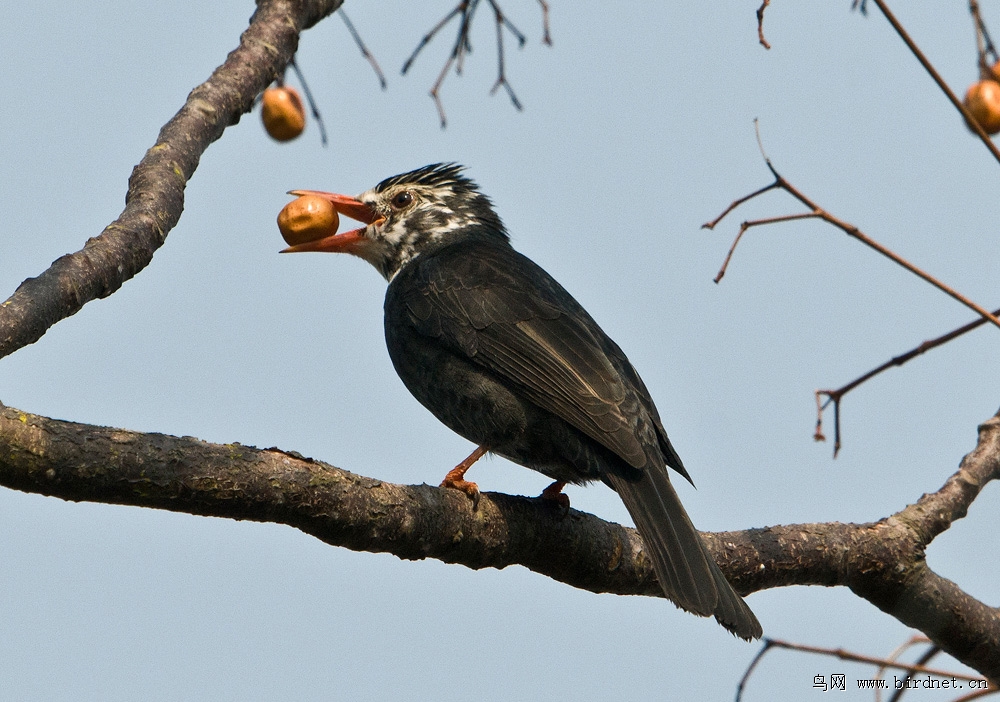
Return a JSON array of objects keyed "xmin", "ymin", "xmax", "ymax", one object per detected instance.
[
  {"xmin": 539, "ymin": 480, "xmax": 570, "ymax": 516},
  {"xmin": 440, "ymin": 476, "xmax": 481, "ymax": 510}
]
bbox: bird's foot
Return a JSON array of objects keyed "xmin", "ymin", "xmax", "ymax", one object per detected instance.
[
  {"xmin": 440, "ymin": 446, "xmax": 487, "ymax": 509},
  {"xmin": 539, "ymin": 480, "xmax": 570, "ymax": 515},
  {"xmin": 440, "ymin": 468, "xmax": 479, "ymax": 502},
  {"xmin": 440, "ymin": 473, "xmax": 481, "ymax": 509}
]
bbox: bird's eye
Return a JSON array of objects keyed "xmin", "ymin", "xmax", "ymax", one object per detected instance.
[{"xmin": 390, "ymin": 191, "xmax": 413, "ymax": 209}]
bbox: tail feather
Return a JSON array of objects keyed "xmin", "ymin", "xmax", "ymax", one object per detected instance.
[{"xmin": 606, "ymin": 469, "xmax": 762, "ymax": 640}]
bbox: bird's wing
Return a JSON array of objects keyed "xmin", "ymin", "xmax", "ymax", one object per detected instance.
[{"xmin": 398, "ymin": 242, "xmax": 656, "ymax": 471}]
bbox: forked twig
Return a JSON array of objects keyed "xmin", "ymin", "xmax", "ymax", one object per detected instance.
[
  {"xmin": 875, "ymin": 636, "xmax": 934, "ymax": 702},
  {"xmin": 537, "ymin": 0, "xmax": 552, "ymax": 45},
  {"xmin": 487, "ymin": 0, "xmax": 524, "ymax": 111},
  {"xmin": 887, "ymin": 643, "xmax": 942, "ymax": 702},
  {"xmin": 401, "ymin": 0, "xmax": 544, "ymax": 127},
  {"xmin": 711, "ymin": 212, "xmax": 818, "ymax": 284},
  {"xmin": 705, "ymin": 128, "xmax": 1000, "ymax": 332},
  {"xmin": 815, "ymin": 303, "xmax": 1000, "ymax": 455},
  {"xmin": 735, "ymin": 637, "xmax": 986, "ymax": 702},
  {"xmin": 706, "ymin": 123, "xmax": 1000, "ymax": 456},
  {"xmin": 971, "ymin": 1, "xmax": 1000, "ymax": 92},
  {"xmin": 402, "ymin": 2, "xmax": 466, "ymax": 76}
]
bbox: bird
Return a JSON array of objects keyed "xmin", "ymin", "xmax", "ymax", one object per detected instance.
[{"xmin": 282, "ymin": 163, "xmax": 762, "ymax": 640}]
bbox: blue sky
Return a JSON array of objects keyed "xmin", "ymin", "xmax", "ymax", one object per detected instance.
[{"xmin": 1, "ymin": 2, "xmax": 997, "ymax": 699}]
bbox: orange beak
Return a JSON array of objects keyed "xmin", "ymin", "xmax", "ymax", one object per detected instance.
[{"xmin": 280, "ymin": 190, "xmax": 384, "ymax": 253}]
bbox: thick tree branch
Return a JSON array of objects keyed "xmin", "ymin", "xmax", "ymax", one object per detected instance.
[
  {"xmin": 0, "ymin": 0, "xmax": 342, "ymax": 361},
  {"xmin": 0, "ymin": 402, "xmax": 997, "ymax": 679}
]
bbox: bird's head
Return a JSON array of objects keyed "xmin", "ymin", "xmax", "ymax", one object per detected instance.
[{"xmin": 282, "ymin": 163, "xmax": 507, "ymax": 280}]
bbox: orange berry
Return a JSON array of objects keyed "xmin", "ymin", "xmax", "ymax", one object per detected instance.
[
  {"xmin": 963, "ymin": 79, "xmax": 1000, "ymax": 135},
  {"xmin": 277, "ymin": 195, "xmax": 340, "ymax": 246},
  {"xmin": 262, "ymin": 86, "xmax": 305, "ymax": 142}
]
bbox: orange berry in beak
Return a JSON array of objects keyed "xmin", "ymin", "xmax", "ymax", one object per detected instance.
[
  {"xmin": 262, "ymin": 86, "xmax": 306, "ymax": 142},
  {"xmin": 277, "ymin": 195, "xmax": 340, "ymax": 246}
]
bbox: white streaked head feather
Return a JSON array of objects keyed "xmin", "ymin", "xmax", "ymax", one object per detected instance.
[{"xmin": 345, "ymin": 165, "xmax": 506, "ymax": 281}]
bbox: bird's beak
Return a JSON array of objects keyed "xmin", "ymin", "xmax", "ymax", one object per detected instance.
[{"xmin": 280, "ymin": 190, "xmax": 384, "ymax": 253}]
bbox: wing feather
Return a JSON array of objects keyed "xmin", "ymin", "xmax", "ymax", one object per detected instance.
[{"xmin": 398, "ymin": 241, "xmax": 652, "ymax": 469}]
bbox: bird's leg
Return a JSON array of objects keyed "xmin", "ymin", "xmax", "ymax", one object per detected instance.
[
  {"xmin": 539, "ymin": 480, "xmax": 570, "ymax": 513},
  {"xmin": 440, "ymin": 445, "xmax": 487, "ymax": 506}
]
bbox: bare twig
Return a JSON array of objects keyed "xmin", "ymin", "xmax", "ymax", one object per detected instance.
[
  {"xmin": 401, "ymin": 0, "xmax": 545, "ymax": 127},
  {"xmin": 401, "ymin": 2, "xmax": 466, "ymax": 76},
  {"xmin": 701, "ymin": 181, "xmax": 780, "ymax": 230},
  {"xmin": 875, "ymin": 636, "xmax": 932, "ymax": 702},
  {"xmin": 537, "ymin": 0, "xmax": 552, "ymax": 45},
  {"xmin": 734, "ymin": 638, "xmax": 776, "ymax": 702},
  {"xmin": 815, "ymin": 304, "xmax": 1000, "ymax": 456},
  {"xmin": 710, "ymin": 212, "xmax": 819, "ymax": 284},
  {"xmin": 339, "ymin": 10, "xmax": 387, "ymax": 89},
  {"xmin": 708, "ymin": 127, "xmax": 1000, "ymax": 455},
  {"xmin": 970, "ymin": 1, "xmax": 999, "ymax": 78},
  {"xmin": 887, "ymin": 643, "xmax": 942, "ymax": 702},
  {"xmin": 736, "ymin": 637, "xmax": 984, "ymax": 702},
  {"xmin": 407, "ymin": 1, "xmax": 480, "ymax": 127},
  {"xmin": 487, "ymin": 0, "xmax": 524, "ymax": 111},
  {"xmin": 707, "ymin": 148, "xmax": 1000, "ymax": 332},
  {"xmin": 287, "ymin": 58, "xmax": 329, "ymax": 146},
  {"xmin": 756, "ymin": 0, "xmax": 772, "ymax": 49}
]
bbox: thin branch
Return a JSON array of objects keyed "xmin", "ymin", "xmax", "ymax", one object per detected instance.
[
  {"xmin": 487, "ymin": 0, "xmax": 524, "ymax": 111},
  {"xmin": 711, "ymin": 212, "xmax": 820, "ymax": 284},
  {"xmin": 707, "ymin": 136, "xmax": 1000, "ymax": 455},
  {"xmin": 887, "ymin": 643, "xmax": 942, "ymax": 702},
  {"xmin": 0, "ymin": 0, "xmax": 344, "ymax": 361},
  {"xmin": 491, "ymin": 0, "xmax": 526, "ymax": 46},
  {"xmin": 287, "ymin": 58, "xmax": 329, "ymax": 146},
  {"xmin": 339, "ymin": 10, "xmax": 387, "ymax": 90},
  {"xmin": 869, "ymin": 0, "xmax": 1000, "ymax": 168},
  {"xmin": 756, "ymin": 0, "xmax": 772, "ymax": 50},
  {"xmin": 876, "ymin": 636, "xmax": 932, "ymax": 702},
  {"xmin": 401, "ymin": 0, "xmax": 544, "ymax": 127},
  {"xmin": 709, "ymin": 153, "xmax": 1000, "ymax": 331},
  {"xmin": 736, "ymin": 637, "xmax": 982, "ymax": 702},
  {"xmin": 421, "ymin": 1, "xmax": 479, "ymax": 128},
  {"xmin": 537, "ymin": 0, "xmax": 552, "ymax": 45},
  {"xmin": 401, "ymin": 2, "xmax": 466, "ymax": 76},
  {"xmin": 971, "ymin": 1, "xmax": 996, "ymax": 79},
  {"xmin": 454, "ymin": 0, "xmax": 481, "ymax": 75},
  {"xmin": 971, "ymin": 1, "xmax": 999, "ymax": 72},
  {"xmin": 735, "ymin": 639, "xmax": 776, "ymax": 702},
  {"xmin": 701, "ymin": 181, "xmax": 781, "ymax": 230},
  {"xmin": 815, "ymin": 304, "xmax": 1000, "ymax": 456}
]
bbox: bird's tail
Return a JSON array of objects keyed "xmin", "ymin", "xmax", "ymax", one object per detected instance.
[{"xmin": 605, "ymin": 469, "xmax": 762, "ymax": 640}]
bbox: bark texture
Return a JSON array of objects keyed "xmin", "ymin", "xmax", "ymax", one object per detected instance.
[{"xmin": 0, "ymin": 402, "xmax": 997, "ymax": 681}]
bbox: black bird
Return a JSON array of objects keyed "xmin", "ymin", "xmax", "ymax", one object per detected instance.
[{"xmin": 283, "ymin": 164, "xmax": 761, "ymax": 639}]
